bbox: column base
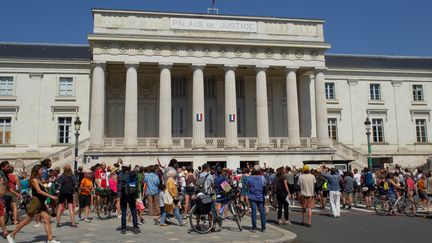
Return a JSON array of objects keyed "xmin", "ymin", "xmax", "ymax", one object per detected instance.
[
  {"xmin": 257, "ymin": 145, "xmax": 270, "ymax": 150},
  {"xmin": 192, "ymin": 146, "xmax": 206, "ymax": 151},
  {"xmin": 225, "ymin": 146, "xmax": 238, "ymax": 150},
  {"xmin": 123, "ymin": 146, "xmax": 138, "ymax": 151},
  {"xmin": 288, "ymin": 145, "xmax": 302, "ymax": 150}
]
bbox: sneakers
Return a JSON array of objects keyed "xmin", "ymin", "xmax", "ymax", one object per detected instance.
[
  {"xmin": 132, "ymin": 227, "xmax": 141, "ymax": 234},
  {"xmin": 7, "ymin": 235, "xmax": 15, "ymax": 243},
  {"xmin": 121, "ymin": 229, "xmax": 126, "ymax": 234},
  {"xmin": 34, "ymin": 222, "xmax": 42, "ymax": 228},
  {"xmin": 85, "ymin": 219, "xmax": 91, "ymax": 223},
  {"xmin": 47, "ymin": 240, "xmax": 61, "ymax": 243}
]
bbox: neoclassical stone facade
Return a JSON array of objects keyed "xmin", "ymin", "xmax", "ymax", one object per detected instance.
[{"xmin": 0, "ymin": 9, "xmax": 431, "ymax": 170}]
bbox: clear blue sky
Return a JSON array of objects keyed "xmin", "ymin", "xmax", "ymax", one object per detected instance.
[{"xmin": 1, "ymin": 0, "xmax": 431, "ymax": 56}]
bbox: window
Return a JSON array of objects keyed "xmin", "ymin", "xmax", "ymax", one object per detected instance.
[
  {"xmin": 413, "ymin": 85, "xmax": 424, "ymax": 101},
  {"xmin": 0, "ymin": 77, "xmax": 13, "ymax": 96},
  {"xmin": 325, "ymin": 82, "xmax": 335, "ymax": 100},
  {"xmin": 58, "ymin": 117, "xmax": 72, "ymax": 144},
  {"xmin": 415, "ymin": 119, "xmax": 427, "ymax": 143},
  {"xmin": 370, "ymin": 84, "xmax": 381, "ymax": 100},
  {"xmin": 172, "ymin": 76, "xmax": 187, "ymax": 97},
  {"xmin": 327, "ymin": 118, "xmax": 337, "ymax": 140},
  {"xmin": 0, "ymin": 118, "xmax": 11, "ymax": 144},
  {"xmin": 59, "ymin": 77, "xmax": 73, "ymax": 96},
  {"xmin": 372, "ymin": 118, "xmax": 384, "ymax": 143}
]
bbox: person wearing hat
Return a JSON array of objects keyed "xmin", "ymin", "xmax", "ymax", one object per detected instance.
[{"xmin": 298, "ymin": 165, "xmax": 316, "ymax": 227}]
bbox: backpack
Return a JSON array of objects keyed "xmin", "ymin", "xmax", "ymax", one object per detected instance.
[
  {"xmin": 60, "ymin": 175, "xmax": 75, "ymax": 195},
  {"xmin": 195, "ymin": 173, "xmax": 210, "ymax": 194},
  {"xmin": 383, "ymin": 181, "xmax": 389, "ymax": 191},
  {"xmin": 365, "ymin": 173, "xmax": 374, "ymax": 187},
  {"xmin": 122, "ymin": 171, "xmax": 138, "ymax": 197}
]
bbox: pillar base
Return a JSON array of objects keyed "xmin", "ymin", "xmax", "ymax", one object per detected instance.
[
  {"xmin": 257, "ymin": 146, "xmax": 270, "ymax": 150},
  {"xmin": 123, "ymin": 146, "xmax": 138, "ymax": 151},
  {"xmin": 192, "ymin": 146, "xmax": 206, "ymax": 151},
  {"xmin": 225, "ymin": 146, "xmax": 238, "ymax": 150}
]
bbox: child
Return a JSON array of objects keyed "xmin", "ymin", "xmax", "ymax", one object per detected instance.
[
  {"xmin": 0, "ymin": 183, "xmax": 8, "ymax": 238},
  {"xmin": 157, "ymin": 184, "xmax": 166, "ymax": 225},
  {"xmin": 78, "ymin": 170, "xmax": 93, "ymax": 222}
]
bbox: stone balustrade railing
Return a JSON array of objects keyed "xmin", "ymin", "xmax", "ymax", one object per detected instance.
[{"xmin": 101, "ymin": 137, "xmax": 323, "ymax": 151}]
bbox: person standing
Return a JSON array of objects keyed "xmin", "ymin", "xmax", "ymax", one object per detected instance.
[
  {"xmin": 160, "ymin": 169, "xmax": 185, "ymax": 226},
  {"xmin": 247, "ymin": 166, "xmax": 266, "ymax": 233},
  {"xmin": 342, "ymin": 172, "xmax": 354, "ymax": 209},
  {"xmin": 78, "ymin": 170, "xmax": 93, "ymax": 222},
  {"xmin": 322, "ymin": 167, "xmax": 342, "ymax": 218},
  {"xmin": 55, "ymin": 164, "xmax": 78, "ymax": 228},
  {"xmin": 298, "ymin": 165, "xmax": 316, "ymax": 227},
  {"xmin": 117, "ymin": 162, "xmax": 140, "ymax": 234},
  {"xmin": 275, "ymin": 167, "xmax": 291, "ymax": 225},
  {"xmin": 183, "ymin": 166, "xmax": 196, "ymax": 218},
  {"xmin": 7, "ymin": 165, "xmax": 60, "ymax": 243},
  {"xmin": 144, "ymin": 165, "xmax": 160, "ymax": 224}
]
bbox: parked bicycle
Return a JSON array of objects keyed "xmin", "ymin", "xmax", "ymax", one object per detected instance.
[
  {"xmin": 189, "ymin": 189, "xmax": 243, "ymax": 234},
  {"xmin": 96, "ymin": 189, "xmax": 116, "ymax": 220}
]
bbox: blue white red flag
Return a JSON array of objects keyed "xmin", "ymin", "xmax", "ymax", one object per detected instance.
[
  {"xmin": 196, "ymin": 113, "xmax": 203, "ymax": 122},
  {"xmin": 229, "ymin": 114, "xmax": 236, "ymax": 122}
]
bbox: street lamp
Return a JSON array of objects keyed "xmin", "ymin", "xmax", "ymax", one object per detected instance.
[
  {"xmin": 364, "ymin": 117, "xmax": 372, "ymax": 170},
  {"xmin": 74, "ymin": 116, "xmax": 82, "ymax": 171}
]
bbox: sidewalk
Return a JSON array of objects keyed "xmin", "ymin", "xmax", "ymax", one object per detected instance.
[{"xmin": 6, "ymin": 214, "xmax": 297, "ymax": 243}]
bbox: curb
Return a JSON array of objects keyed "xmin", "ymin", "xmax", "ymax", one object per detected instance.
[{"xmin": 231, "ymin": 216, "xmax": 297, "ymax": 243}]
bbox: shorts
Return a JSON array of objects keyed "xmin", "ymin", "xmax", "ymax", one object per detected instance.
[
  {"xmin": 185, "ymin": 187, "xmax": 195, "ymax": 196},
  {"xmin": 58, "ymin": 193, "xmax": 74, "ymax": 204},
  {"xmin": 288, "ymin": 184, "xmax": 295, "ymax": 195},
  {"xmin": 300, "ymin": 195, "xmax": 315, "ymax": 209},
  {"xmin": 4, "ymin": 192, "xmax": 17, "ymax": 203},
  {"xmin": 322, "ymin": 190, "xmax": 329, "ymax": 197},
  {"xmin": 419, "ymin": 191, "xmax": 428, "ymax": 200},
  {"xmin": 79, "ymin": 194, "xmax": 91, "ymax": 208},
  {"xmin": 363, "ymin": 186, "xmax": 374, "ymax": 197},
  {"xmin": 343, "ymin": 192, "xmax": 353, "ymax": 198},
  {"xmin": 27, "ymin": 197, "xmax": 48, "ymax": 218},
  {"xmin": 147, "ymin": 194, "xmax": 160, "ymax": 216}
]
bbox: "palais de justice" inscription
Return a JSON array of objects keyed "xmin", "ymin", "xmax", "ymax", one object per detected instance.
[{"xmin": 170, "ymin": 18, "xmax": 257, "ymax": 33}]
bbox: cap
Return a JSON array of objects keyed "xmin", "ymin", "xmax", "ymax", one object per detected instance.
[{"xmin": 303, "ymin": 165, "xmax": 310, "ymax": 171}]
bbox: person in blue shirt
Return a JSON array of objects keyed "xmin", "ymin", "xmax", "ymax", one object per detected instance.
[
  {"xmin": 322, "ymin": 167, "xmax": 342, "ymax": 218},
  {"xmin": 144, "ymin": 165, "xmax": 160, "ymax": 224},
  {"xmin": 213, "ymin": 167, "xmax": 228, "ymax": 217},
  {"xmin": 248, "ymin": 166, "xmax": 266, "ymax": 233}
]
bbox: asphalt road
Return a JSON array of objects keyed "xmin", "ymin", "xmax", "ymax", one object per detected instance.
[{"xmin": 267, "ymin": 206, "xmax": 432, "ymax": 243}]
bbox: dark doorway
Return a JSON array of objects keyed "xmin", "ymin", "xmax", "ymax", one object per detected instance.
[
  {"xmin": 207, "ymin": 161, "xmax": 226, "ymax": 169},
  {"xmin": 240, "ymin": 161, "xmax": 259, "ymax": 169},
  {"xmin": 177, "ymin": 162, "xmax": 193, "ymax": 169}
]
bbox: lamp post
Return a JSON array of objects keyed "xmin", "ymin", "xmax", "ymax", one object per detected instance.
[
  {"xmin": 74, "ymin": 116, "xmax": 82, "ymax": 171},
  {"xmin": 364, "ymin": 117, "xmax": 372, "ymax": 170}
]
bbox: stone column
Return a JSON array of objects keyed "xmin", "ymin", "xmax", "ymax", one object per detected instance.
[
  {"xmin": 224, "ymin": 65, "xmax": 238, "ymax": 149},
  {"xmin": 255, "ymin": 66, "xmax": 270, "ymax": 149},
  {"xmin": 90, "ymin": 62, "xmax": 106, "ymax": 148},
  {"xmin": 124, "ymin": 62, "xmax": 139, "ymax": 149},
  {"xmin": 192, "ymin": 64, "xmax": 206, "ymax": 149},
  {"xmin": 314, "ymin": 69, "xmax": 330, "ymax": 148},
  {"xmin": 286, "ymin": 68, "xmax": 301, "ymax": 148},
  {"xmin": 158, "ymin": 63, "xmax": 173, "ymax": 149}
]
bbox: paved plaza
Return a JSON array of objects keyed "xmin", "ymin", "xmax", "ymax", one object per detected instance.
[{"xmin": 5, "ymin": 213, "xmax": 296, "ymax": 243}]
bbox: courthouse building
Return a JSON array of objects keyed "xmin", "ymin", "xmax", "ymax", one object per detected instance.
[{"xmin": 0, "ymin": 9, "xmax": 431, "ymax": 170}]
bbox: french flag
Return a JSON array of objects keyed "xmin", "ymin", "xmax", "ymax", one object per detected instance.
[
  {"xmin": 229, "ymin": 114, "xmax": 236, "ymax": 122},
  {"xmin": 196, "ymin": 113, "xmax": 203, "ymax": 122}
]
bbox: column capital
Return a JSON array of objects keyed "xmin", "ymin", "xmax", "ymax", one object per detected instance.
[
  {"xmin": 192, "ymin": 64, "xmax": 206, "ymax": 70},
  {"xmin": 224, "ymin": 65, "xmax": 238, "ymax": 72},
  {"xmin": 125, "ymin": 62, "xmax": 139, "ymax": 69},
  {"xmin": 285, "ymin": 66, "xmax": 299, "ymax": 73},
  {"xmin": 313, "ymin": 67, "xmax": 327, "ymax": 74},
  {"xmin": 91, "ymin": 61, "xmax": 106, "ymax": 70},
  {"xmin": 255, "ymin": 65, "xmax": 269, "ymax": 72},
  {"xmin": 159, "ymin": 63, "xmax": 173, "ymax": 70}
]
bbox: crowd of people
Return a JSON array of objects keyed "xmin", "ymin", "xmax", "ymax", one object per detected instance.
[{"xmin": 0, "ymin": 158, "xmax": 431, "ymax": 242}]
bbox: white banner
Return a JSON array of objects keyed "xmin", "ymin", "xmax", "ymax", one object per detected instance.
[{"xmin": 170, "ymin": 17, "xmax": 257, "ymax": 33}]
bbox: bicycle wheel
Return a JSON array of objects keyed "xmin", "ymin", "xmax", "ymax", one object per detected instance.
[
  {"xmin": 236, "ymin": 200, "xmax": 247, "ymax": 218},
  {"xmin": 96, "ymin": 197, "xmax": 111, "ymax": 220},
  {"xmin": 229, "ymin": 201, "xmax": 243, "ymax": 232},
  {"xmin": 374, "ymin": 199, "xmax": 390, "ymax": 216},
  {"xmin": 189, "ymin": 205, "xmax": 214, "ymax": 234},
  {"xmin": 403, "ymin": 199, "xmax": 417, "ymax": 217}
]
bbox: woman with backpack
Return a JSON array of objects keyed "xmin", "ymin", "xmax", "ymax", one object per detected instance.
[
  {"xmin": 240, "ymin": 167, "xmax": 251, "ymax": 211},
  {"xmin": 275, "ymin": 167, "xmax": 291, "ymax": 225},
  {"xmin": 55, "ymin": 164, "xmax": 78, "ymax": 228}
]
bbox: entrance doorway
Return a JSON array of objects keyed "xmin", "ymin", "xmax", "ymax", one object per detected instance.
[
  {"xmin": 240, "ymin": 161, "xmax": 259, "ymax": 169},
  {"xmin": 177, "ymin": 162, "xmax": 193, "ymax": 169},
  {"xmin": 207, "ymin": 161, "xmax": 226, "ymax": 169}
]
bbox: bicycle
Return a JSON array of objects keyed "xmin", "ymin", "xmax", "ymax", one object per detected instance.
[
  {"xmin": 374, "ymin": 189, "xmax": 417, "ymax": 217},
  {"xmin": 189, "ymin": 189, "xmax": 243, "ymax": 234},
  {"xmin": 95, "ymin": 189, "xmax": 116, "ymax": 220}
]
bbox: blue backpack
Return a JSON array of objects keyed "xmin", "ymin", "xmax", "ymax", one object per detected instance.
[{"xmin": 365, "ymin": 172, "xmax": 374, "ymax": 187}]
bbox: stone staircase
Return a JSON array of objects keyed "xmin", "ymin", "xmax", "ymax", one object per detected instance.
[
  {"xmin": 42, "ymin": 138, "xmax": 90, "ymax": 169},
  {"xmin": 331, "ymin": 139, "xmax": 368, "ymax": 169}
]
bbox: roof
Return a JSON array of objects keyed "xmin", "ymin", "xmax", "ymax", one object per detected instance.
[
  {"xmin": 326, "ymin": 54, "xmax": 432, "ymax": 70},
  {"xmin": 0, "ymin": 42, "xmax": 92, "ymax": 61},
  {"xmin": 0, "ymin": 42, "xmax": 431, "ymax": 70}
]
